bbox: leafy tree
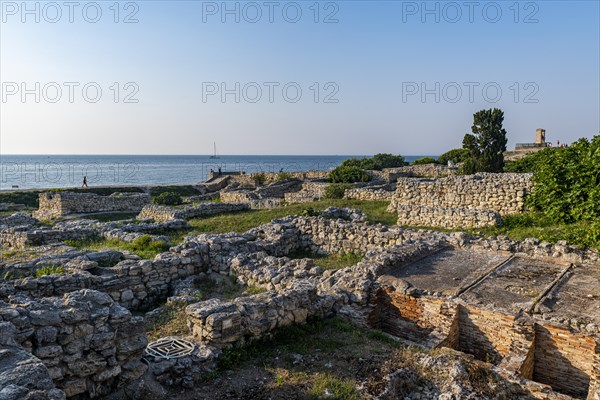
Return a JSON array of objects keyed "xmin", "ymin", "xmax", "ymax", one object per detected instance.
[
  {"xmin": 461, "ymin": 108, "xmax": 508, "ymax": 174},
  {"xmin": 437, "ymin": 148, "xmax": 469, "ymax": 165},
  {"xmin": 412, "ymin": 157, "xmax": 437, "ymax": 165}
]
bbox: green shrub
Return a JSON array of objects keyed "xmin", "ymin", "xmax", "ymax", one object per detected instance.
[
  {"xmin": 340, "ymin": 154, "xmax": 404, "ymax": 171},
  {"xmin": 276, "ymin": 172, "xmax": 294, "ymax": 181},
  {"xmin": 130, "ymin": 235, "xmax": 169, "ymax": 255},
  {"xmin": 527, "ymin": 136, "xmax": 600, "ymax": 223},
  {"xmin": 341, "ymin": 158, "xmax": 376, "ymax": 170},
  {"xmin": 300, "ymin": 207, "xmax": 319, "ymax": 217},
  {"xmin": 437, "ymin": 148, "xmax": 469, "ymax": 165},
  {"xmin": 329, "ymin": 165, "xmax": 370, "ymax": 183},
  {"xmin": 252, "ymin": 173, "xmax": 266, "ymax": 185},
  {"xmin": 412, "ymin": 157, "xmax": 437, "ymax": 165},
  {"xmin": 371, "ymin": 153, "xmax": 405, "ymax": 169},
  {"xmin": 324, "ymin": 183, "xmax": 352, "ymax": 199},
  {"xmin": 153, "ymin": 191, "xmax": 183, "ymax": 206},
  {"xmin": 36, "ymin": 265, "xmax": 65, "ymax": 277},
  {"xmin": 504, "ymin": 147, "xmax": 556, "ymax": 173},
  {"xmin": 149, "ymin": 185, "xmax": 200, "ymax": 197}
]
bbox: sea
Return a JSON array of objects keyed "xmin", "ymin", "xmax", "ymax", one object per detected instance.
[{"xmin": 0, "ymin": 155, "xmax": 433, "ymax": 191}]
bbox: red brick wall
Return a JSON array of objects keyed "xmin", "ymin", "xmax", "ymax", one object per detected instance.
[{"xmin": 533, "ymin": 323, "xmax": 597, "ymax": 397}]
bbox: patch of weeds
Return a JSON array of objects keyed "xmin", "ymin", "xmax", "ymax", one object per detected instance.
[
  {"xmin": 331, "ymin": 318, "xmax": 353, "ymax": 332},
  {"xmin": 145, "ymin": 303, "xmax": 190, "ymax": 342},
  {"xmin": 2, "ymin": 270, "xmax": 15, "ymax": 281},
  {"xmin": 243, "ymin": 285, "xmax": 268, "ymax": 296},
  {"xmin": 66, "ymin": 235, "xmax": 169, "ymax": 259},
  {"xmin": 365, "ymin": 329, "xmax": 398, "ymax": 345},
  {"xmin": 276, "ymin": 172, "xmax": 294, "ymax": 182},
  {"xmin": 300, "ymin": 207, "xmax": 320, "ymax": 217},
  {"xmin": 194, "ymin": 276, "xmax": 246, "ymax": 300},
  {"xmin": 308, "ymin": 373, "xmax": 359, "ymax": 400},
  {"xmin": 35, "ymin": 265, "xmax": 65, "ymax": 277}
]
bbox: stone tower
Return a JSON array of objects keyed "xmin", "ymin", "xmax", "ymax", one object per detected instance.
[{"xmin": 535, "ymin": 128, "xmax": 546, "ymax": 145}]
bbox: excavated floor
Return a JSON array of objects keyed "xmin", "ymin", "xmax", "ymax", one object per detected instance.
[
  {"xmin": 459, "ymin": 257, "xmax": 568, "ymax": 313},
  {"xmin": 537, "ymin": 263, "xmax": 600, "ymax": 325},
  {"xmin": 389, "ymin": 247, "xmax": 509, "ymax": 296}
]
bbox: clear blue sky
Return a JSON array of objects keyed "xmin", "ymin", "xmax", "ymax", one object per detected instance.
[{"xmin": 1, "ymin": 0, "xmax": 598, "ymax": 155}]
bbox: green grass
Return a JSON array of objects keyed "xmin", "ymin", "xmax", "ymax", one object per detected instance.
[
  {"xmin": 150, "ymin": 185, "xmax": 202, "ymax": 197},
  {"xmin": 308, "ymin": 374, "xmax": 360, "ymax": 400},
  {"xmin": 185, "ymin": 200, "xmax": 393, "ymax": 236},
  {"xmin": 401, "ymin": 211, "xmax": 599, "ymax": 250},
  {"xmin": 0, "ymin": 191, "xmax": 42, "ymax": 208},
  {"xmin": 65, "ymin": 235, "xmax": 169, "ymax": 259},
  {"xmin": 288, "ymin": 249, "xmax": 364, "ymax": 270},
  {"xmin": 469, "ymin": 212, "xmax": 598, "ymax": 249}
]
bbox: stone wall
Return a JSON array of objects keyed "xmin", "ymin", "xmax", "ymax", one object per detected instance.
[
  {"xmin": 4, "ymin": 255, "xmax": 200, "ymax": 311},
  {"xmin": 284, "ymin": 182, "xmax": 330, "ymax": 203},
  {"xmin": 394, "ymin": 204, "xmax": 502, "ymax": 229},
  {"xmin": 186, "ymin": 284, "xmax": 323, "ymax": 347},
  {"xmin": 0, "ymin": 226, "xmax": 99, "ymax": 249},
  {"xmin": 366, "ymin": 164, "xmax": 459, "ymax": 182},
  {"xmin": 344, "ymin": 185, "xmax": 395, "ymax": 201},
  {"xmin": 34, "ymin": 192, "xmax": 150, "ymax": 220},
  {"xmin": 0, "ymin": 290, "xmax": 147, "ymax": 398},
  {"xmin": 0, "ymin": 217, "xmax": 188, "ymax": 249},
  {"xmin": 250, "ymin": 170, "xmax": 329, "ymax": 185},
  {"xmin": 137, "ymin": 203, "xmax": 249, "ymax": 222},
  {"xmin": 221, "ymin": 180, "xmax": 303, "ymax": 205},
  {"xmin": 390, "ymin": 173, "xmax": 532, "ymax": 215},
  {"xmin": 387, "ymin": 173, "xmax": 533, "ymax": 228},
  {"xmin": 0, "ymin": 321, "xmax": 66, "ymax": 400},
  {"xmin": 0, "ymin": 212, "xmax": 38, "ymax": 228}
]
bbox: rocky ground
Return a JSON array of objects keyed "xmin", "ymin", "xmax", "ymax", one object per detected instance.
[{"xmin": 137, "ymin": 317, "xmax": 534, "ymax": 400}]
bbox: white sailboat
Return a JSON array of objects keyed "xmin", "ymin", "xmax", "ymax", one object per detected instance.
[{"xmin": 209, "ymin": 142, "xmax": 220, "ymax": 159}]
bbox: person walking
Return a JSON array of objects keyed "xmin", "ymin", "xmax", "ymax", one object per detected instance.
[{"xmin": 82, "ymin": 176, "xmax": 88, "ymax": 188}]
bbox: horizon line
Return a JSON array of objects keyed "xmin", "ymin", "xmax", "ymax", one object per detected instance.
[{"xmin": 0, "ymin": 153, "xmax": 438, "ymax": 157}]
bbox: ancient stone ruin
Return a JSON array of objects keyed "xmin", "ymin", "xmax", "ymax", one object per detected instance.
[
  {"xmin": 387, "ymin": 173, "xmax": 533, "ymax": 228},
  {"xmin": 33, "ymin": 192, "xmax": 150, "ymax": 220},
  {"xmin": 1, "ymin": 203, "xmax": 599, "ymax": 399},
  {"xmin": 1, "ymin": 170, "xmax": 597, "ymax": 399}
]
